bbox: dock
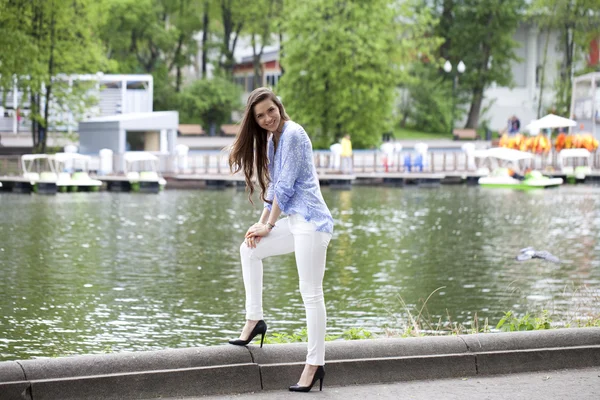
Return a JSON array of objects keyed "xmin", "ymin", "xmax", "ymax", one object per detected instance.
[
  {"xmin": 2, "ymin": 144, "xmax": 600, "ymax": 193},
  {"xmin": 0, "ymin": 176, "xmax": 57, "ymax": 194},
  {"xmin": 95, "ymin": 176, "xmax": 163, "ymax": 193},
  {"xmin": 166, "ymin": 173, "xmax": 356, "ymax": 190},
  {"xmin": 353, "ymin": 172, "xmax": 446, "ymax": 187}
]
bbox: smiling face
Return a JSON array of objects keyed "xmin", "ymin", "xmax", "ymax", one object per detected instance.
[{"xmin": 253, "ymin": 99, "xmax": 282, "ymax": 133}]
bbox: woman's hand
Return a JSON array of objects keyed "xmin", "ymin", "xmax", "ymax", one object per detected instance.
[
  {"xmin": 244, "ymin": 223, "xmax": 271, "ymax": 248},
  {"xmin": 246, "ymin": 223, "xmax": 271, "ymax": 238},
  {"xmin": 245, "ymin": 223, "xmax": 264, "ymax": 238}
]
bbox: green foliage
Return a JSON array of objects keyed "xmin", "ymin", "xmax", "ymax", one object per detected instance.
[
  {"xmin": 496, "ymin": 311, "xmax": 552, "ymax": 332},
  {"xmin": 279, "ymin": 0, "xmax": 405, "ymax": 149},
  {"xmin": 0, "ymin": 0, "xmax": 107, "ymax": 152},
  {"xmin": 99, "ymin": 0, "xmax": 205, "ymax": 111},
  {"xmin": 402, "ymin": 64, "xmax": 454, "ymax": 134},
  {"xmin": 264, "ymin": 327, "xmax": 309, "ymax": 344},
  {"xmin": 262, "ymin": 327, "xmax": 373, "ymax": 344},
  {"xmin": 391, "ymin": 127, "xmax": 449, "ymax": 140},
  {"xmin": 339, "ymin": 327, "xmax": 373, "ymax": 340},
  {"xmin": 434, "ymin": 0, "xmax": 526, "ymax": 128},
  {"xmin": 98, "ymin": 0, "xmax": 201, "ymax": 73},
  {"xmin": 178, "ymin": 76, "xmax": 242, "ymax": 129},
  {"xmin": 153, "ymin": 65, "xmax": 180, "ymax": 112},
  {"xmin": 48, "ymin": 80, "xmax": 99, "ymax": 137},
  {"xmin": 448, "ymin": 0, "xmax": 525, "ymax": 89}
]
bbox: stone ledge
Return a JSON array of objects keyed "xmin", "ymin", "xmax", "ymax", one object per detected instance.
[{"xmin": 0, "ymin": 328, "xmax": 598, "ymax": 400}]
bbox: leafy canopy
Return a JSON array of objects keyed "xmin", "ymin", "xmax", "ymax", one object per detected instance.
[
  {"xmin": 178, "ymin": 76, "xmax": 242, "ymax": 129},
  {"xmin": 278, "ymin": 0, "xmax": 403, "ymax": 149}
]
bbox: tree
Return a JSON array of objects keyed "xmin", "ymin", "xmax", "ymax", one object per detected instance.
[
  {"xmin": 164, "ymin": 0, "xmax": 203, "ymax": 92},
  {"xmin": 392, "ymin": 0, "xmax": 446, "ymax": 133},
  {"xmin": 529, "ymin": 0, "xmax": 600, "ymax": 117},
  {"xmin": 435, "ymin": 0, "xmax": 526, "ymax": 130},
  {"xmin": 0, "ymin": 0, "xmax": 106, "ymax": 153},
  {"xmin": 217, "ymin": 0, "xmax": 247, "ymax": 76},
  {"xmin": 98, "ymin": 0, "xmax": 205, "ymax": 111},
  {"xmin": 0, "ymin": 1, "xmax": 36, "ymax": 90},
  {"xmin": 178, "ymin": 76, "xmax": 242, "ymax": 134},
  {"xmin": 278, "ymin": 0, "xmax": 404, "ymax": 149},
  {"xmin": 245, "ymin": 0, "xmax": 283, "ymax": 90}
]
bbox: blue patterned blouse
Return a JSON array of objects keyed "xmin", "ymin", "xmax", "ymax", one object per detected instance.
[{"xmin": 264, "ymin": 121, "xmax": 334, "ymax": 234}]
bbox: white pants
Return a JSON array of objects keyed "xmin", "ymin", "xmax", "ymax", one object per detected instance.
[{"xmin": 239, "ymin": 214, "xmax": 332, "ymax": 365}]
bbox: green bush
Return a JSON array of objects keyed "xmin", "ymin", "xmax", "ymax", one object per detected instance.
[{"xmin": 178, "ymin": 77, "xmax": 242, "ymax": 132}]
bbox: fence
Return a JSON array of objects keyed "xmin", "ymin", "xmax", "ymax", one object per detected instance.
[{"xmin": 1, "ymin": 149, "xmax": 599, "ymax": 177}]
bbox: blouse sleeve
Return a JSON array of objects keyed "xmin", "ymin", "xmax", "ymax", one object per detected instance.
[
  {"xmin": 264, "ymin": 180, "xmax": 274, "ymax": 210},
  {"xmin": 274, "ymin": 129, "xmax": 304, "ymax": 213}
]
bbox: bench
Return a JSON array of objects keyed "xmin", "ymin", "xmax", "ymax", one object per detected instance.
[
  {"xmin": 178, "ymin": 124, "xmax": 205, "ymax": 136},
  {"xmin": 220, "ymin": 124, "xmax": 239, "ymax": 136},
  {"xmin": 453, "ymin": 129, "xmax": 478, "ymax": 140}
]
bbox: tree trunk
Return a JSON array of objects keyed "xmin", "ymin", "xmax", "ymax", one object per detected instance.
[
  {"xmin": 202, "ymin": 0, "xmax": 209, "ymax": 79},
  {"xmin": 559, "ymin": 23, "xmax": 575, "ymax": 114},
  {"xmin": 170, "ymin": 34, "xmax": 184, "ymax": 92},
  {"xmin": 40, "ymin": 1, "xmax": 57, "ymax": 154},
  {"xmin": 465, "ymin": 86, "xmax": 484, "ymax": 129},
  {"xmin": 465, "ymin": 45, "xmax": 492, "ymax": 129},
  {"xmin": 439, "ymin": 0, "xmax": 453, "ymax": 60},
  {"xmin": 464, "ymin": 10, "xmax": 496, "ymax": 129},
  {"xmin": 278, "ymin": 29, "xmax": 284, "ymax": 76},
  {"xmin": 31, "ymin": 93, "xmax": 39, "ymax": 150},
  {"xmin": 30, "ymin": 0, "xmax": 42, "ymax": 151},
  {"xmin": 537, "ymin": 28, "xmax": 551, "ymax": 118},
  {"xmin": 220, "ymin": 0, "xmax": 242, "ymax": 76},
  {"xmin": 251, "ymin": 34, "xmax": 266, "ymax": 89},
  {"xmin": 220, "ymin": 1, "xmax": 234, "ymax": 75},
  {"xmin": 176, "ymin": 66, "xmax": 182, "ymax": 92}
]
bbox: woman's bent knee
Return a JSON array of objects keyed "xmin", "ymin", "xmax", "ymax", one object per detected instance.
[
  {"xmin": 240, "ymin": 242, "xmax": 250, "ymax": 257},
  {"xmin": 240, "ymin": 242, "xmax": 259, "ymax": 260}
]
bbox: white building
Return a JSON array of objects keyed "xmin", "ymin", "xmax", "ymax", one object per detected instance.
[
  {"xmin": 483, "ymin": 23, "xmax": 567, "ymax": 132},
  {"xmin": 571, "ymin": 72, "xmax": 600, "ymax": 137},
  {"xmin": 0, "ymin": 74, "xmax": 153, "ymax": 134},
  {"xmin": 78, "ymin": 111, "xmax": 178, "ymax": 155}
]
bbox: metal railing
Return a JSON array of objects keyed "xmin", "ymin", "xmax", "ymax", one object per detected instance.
[{"xmin": 1, "ymin": 150, "xmax": 599, "ymax": 177}]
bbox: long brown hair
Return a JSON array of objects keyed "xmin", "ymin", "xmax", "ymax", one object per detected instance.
[{"xmin": 229, "ymin": 87, "xmax": 290, "ymax": 204}]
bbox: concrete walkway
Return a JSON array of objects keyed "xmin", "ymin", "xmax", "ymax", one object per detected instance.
[
  {"xmin": 1, "ymin": 328, "xmax": 599, "ymax": 400},
  {"xmin": 195, "ymin": 367, "xmax": 600, "ymax": 400}
]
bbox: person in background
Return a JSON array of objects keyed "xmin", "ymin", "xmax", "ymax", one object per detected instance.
[
  {"xmin": 16, "ymin": 108, "xmax": 22, "ymax": 134},
  {"xmin": 340, "ymin": 134, "xmax": 353, "ymax": 174},
  {"xmin": 508, "ymin": 115, "xmax": 521, "ymax": 135},
  {"xmin": 329, "ymin": 142, "xmax": 342, "ymax": 170},
  {"xmin": 228, "ymin": 87, "xmax": 334, "ymax": 393}
]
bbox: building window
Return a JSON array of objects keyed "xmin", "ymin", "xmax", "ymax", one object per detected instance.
[
  {"xmin": 265, "ymin": 73, "xmax": 281, "ymax": 87},
  {"xmin": 234, "ymin": 76, "xmax": 245, "ymax": 88},
  {"xmin": 246, "ymin": 75, "xmax": 254, "ymax": 92}
]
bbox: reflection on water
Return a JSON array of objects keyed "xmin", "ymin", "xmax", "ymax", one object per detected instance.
[{"xmin": 1, "ymin": 186, "xmax": 599, "ymax": 360}]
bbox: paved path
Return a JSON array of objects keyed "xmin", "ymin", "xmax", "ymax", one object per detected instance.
[{"xmin": 186, "ymin": 368, "xmax": 600, "ymax": 400}]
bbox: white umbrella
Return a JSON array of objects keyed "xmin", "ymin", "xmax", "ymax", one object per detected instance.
[{"xmin": 527, "ymin": 114, "xmax": 577, "ymax": 130}]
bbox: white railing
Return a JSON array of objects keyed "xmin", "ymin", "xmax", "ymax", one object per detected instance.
[{"xmin": 1, "ymin": 150, "xmax": 599, "ymax": 177}]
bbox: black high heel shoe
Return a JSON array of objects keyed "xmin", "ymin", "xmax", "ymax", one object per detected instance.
[
  {"xmin": 289, "ymin": 365, "xmax": 325, "ymax": 392},
  {"xmin": 228, "ymin": 320, "xmax": 267, "ymax": 348}
]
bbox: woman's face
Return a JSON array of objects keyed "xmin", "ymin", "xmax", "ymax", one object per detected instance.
[{"xmin": 253, "ymin": 99, "xmax": 281, "ymax": 132}]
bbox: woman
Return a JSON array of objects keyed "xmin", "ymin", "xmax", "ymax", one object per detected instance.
[{"xmin": 228, "ymin": 87, "xmax": 334, "ymax": 392}]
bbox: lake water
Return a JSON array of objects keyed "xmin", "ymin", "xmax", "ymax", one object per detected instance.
[{"xmin": 1, "ymin": 185, "xmax": 599, "ymax": 360}]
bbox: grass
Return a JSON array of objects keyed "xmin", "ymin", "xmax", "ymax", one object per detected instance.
[
  {"xmin": 261, "ymin": 285, "xmax": 600, "ymax": 344},
  {"xmin": 392, "ymin": 127, "xmax": 451, "ymax": 140},
  {"xmin": 391, "ymin": 127, "xmax": 503, "ymax": 141}
]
